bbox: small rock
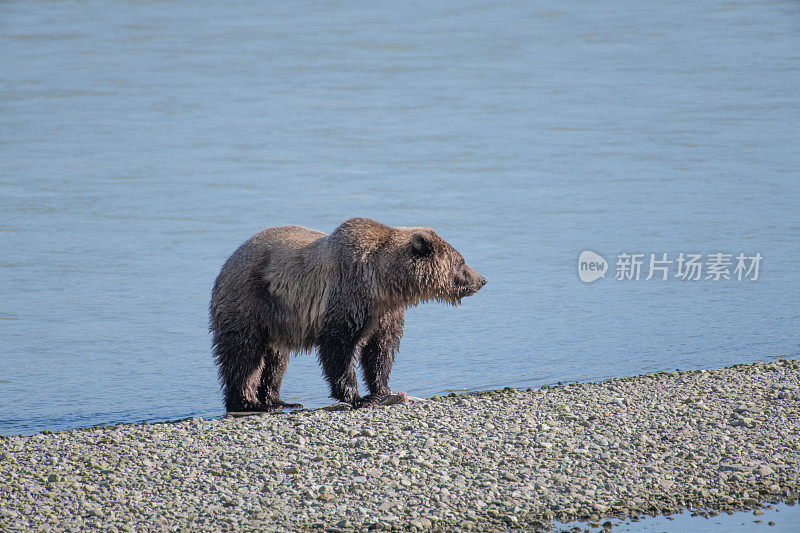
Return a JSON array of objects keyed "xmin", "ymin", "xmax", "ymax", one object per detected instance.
[
  {"xmin": 755, "ymin": 465, "xmax": 775, "ymax": 476},
  {"xmin": 319, "ymin": 403, "xmax": 352, "ymax": 412},
  {"xmin": 221, "ymin": 496, "xmax": 239, "ymax": 507}
]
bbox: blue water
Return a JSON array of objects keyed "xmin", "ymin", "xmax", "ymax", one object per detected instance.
[
  {"xmin": 1, "ymin": 0, "xmax": 799, "ymax": 436},
  {"xmin": 558, "ymin": 503, "xmax": 800, "ymax": 532}
]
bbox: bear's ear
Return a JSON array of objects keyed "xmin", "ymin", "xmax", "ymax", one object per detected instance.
[{"xmin": 411, "ymin": 233, "xmax": 434, "ymax": 257}]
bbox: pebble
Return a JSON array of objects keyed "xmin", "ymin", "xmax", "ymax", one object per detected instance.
[
  {"xmin": 1, "ymin": 359, "xmax": 798, "ymax": 531},
  {"xmin": 756, "ymin": 465, "xmax": 775, "ymax": 476}
]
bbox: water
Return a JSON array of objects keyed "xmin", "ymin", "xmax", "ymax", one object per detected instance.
[
  {"xmin": 557, "ymin": 503, "xmax": 800, "ymax": 532},
  {"xmin": 1, "ymin": 0, "xmax": 799, "ymax": 437}
]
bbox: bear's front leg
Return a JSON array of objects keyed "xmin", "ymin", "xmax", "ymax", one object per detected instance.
[
  {"xmin": 317, "ymin": 324, "xmax": 360, "ymax": 406},
  {"xmin": 358, "ymin": 308, "xmax": 404, "ymax": 407}
]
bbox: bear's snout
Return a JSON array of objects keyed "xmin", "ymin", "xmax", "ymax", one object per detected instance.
[
  {"xmin": 457, "ymin": 266, "xmax": 486, "ymax": 299},
  {"xmin": 470, "ymin": 272, "xmax": 487, "ymax": 293}
]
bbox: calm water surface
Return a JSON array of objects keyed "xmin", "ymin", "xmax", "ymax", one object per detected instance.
[
  {"xmin": 558, "ymin": 502, "xmax": 800, "ymax": 532},
  {"xmin": 1, "ymin": 0, "xmax": 799, "ymax": 436}
]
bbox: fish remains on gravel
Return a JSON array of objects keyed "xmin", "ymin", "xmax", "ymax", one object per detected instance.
[{"xmin": 1, "ymin": 359, "xmax": 799, "ymax": 532}]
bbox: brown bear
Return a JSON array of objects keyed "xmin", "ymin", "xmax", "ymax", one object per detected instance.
[{"xmin": 209, "ymin": 217, "xmax": 486, "ymax": 412}]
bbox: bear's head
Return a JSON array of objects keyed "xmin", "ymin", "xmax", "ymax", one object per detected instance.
[
  {"xmin": 396, "ymin": 229, "xmax": 487, "ymax": 307},
  {"xmin": 333, "ymin": 218, "xmax": 486, "ymax": 307}
]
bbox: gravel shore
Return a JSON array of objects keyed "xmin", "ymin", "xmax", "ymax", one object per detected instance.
[{"xmin": 2, "ymin": 359, "xmax": 799, "ymax": 532}]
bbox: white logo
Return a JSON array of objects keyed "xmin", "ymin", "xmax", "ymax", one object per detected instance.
[
  {"xmin": 577, "ymin": 250, "xmax": 762, "ymax": 282},
  {"xmin": 578, "ymin": 251, "xmax": 608, "ymax": 283}
]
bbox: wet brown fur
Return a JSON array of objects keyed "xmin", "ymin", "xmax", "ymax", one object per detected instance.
[{"xmin": 209, "ymin": 217, "xmax": 486, "ymax": 411}]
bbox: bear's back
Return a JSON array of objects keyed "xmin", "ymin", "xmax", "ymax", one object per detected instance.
[
  {"xmin": 251, "ymin": 225, "xmax": 327, "ymax": 250},
  {"xmin": 254, "ymin": 225, "xmax": 335, "ymax": 348}
]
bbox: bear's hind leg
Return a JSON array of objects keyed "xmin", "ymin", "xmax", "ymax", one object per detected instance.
[
  {"xmin": 258, "ymin": 348, "xmax": 302, "ymax": 411},
  {"xmin": 213, "ymin": 330, "xmax": 266, "ymax": 412},
  {"xmin": 358, "ymin": 308, "xmax": 404, "ymax": 407}
]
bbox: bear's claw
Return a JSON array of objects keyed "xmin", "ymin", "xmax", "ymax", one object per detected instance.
[{"xmin": 353, "ymin": 394, "xmax": 383, "ymax": 408}]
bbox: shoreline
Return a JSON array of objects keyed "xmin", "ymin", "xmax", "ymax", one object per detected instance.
[{"xmin": 1, "ymin": 359, "xmax": 799, "ymax": 531}]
